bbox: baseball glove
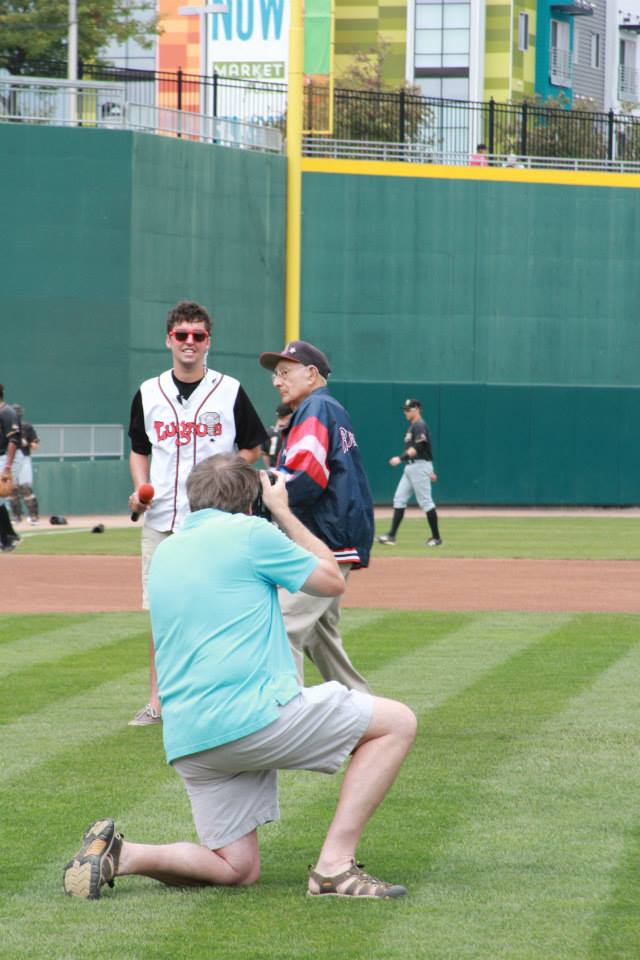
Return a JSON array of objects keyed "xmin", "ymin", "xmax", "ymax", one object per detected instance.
[{"xmin": 0, "ymin": 473, "xmax": 15, "ymax": 498}]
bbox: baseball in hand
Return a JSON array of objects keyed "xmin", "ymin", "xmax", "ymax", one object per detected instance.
[{"xmin": 138, "ymin": 483, "xmax": 155, "ymax": 504}]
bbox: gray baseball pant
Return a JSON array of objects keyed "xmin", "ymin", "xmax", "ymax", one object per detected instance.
[
  {"xmin": 393, "ymin": 460, "xmax": 435, "ymax": 511},
  {"xmin": 278, "ymin": 565, "xmax": 371, "ymax": 693}
]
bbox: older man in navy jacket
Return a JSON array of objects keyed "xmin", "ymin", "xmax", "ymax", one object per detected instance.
[{"xmin": 259, "ymin": 341, "xmax": 373, "ymax": 692}]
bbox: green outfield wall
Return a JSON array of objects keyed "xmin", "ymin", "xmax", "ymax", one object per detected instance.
[
  {"xmin": 301, "ymin": 162, "xmax": 640, "ymax": 505},
  {"xmin": 0, "ymin": 124, "xmax": 285, "ymax": 515},
  {"xmin": 3, "ymin": 125, "xmax": 639, "ymax": 509}
]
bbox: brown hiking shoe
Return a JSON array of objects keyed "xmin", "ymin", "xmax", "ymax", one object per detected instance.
[
  {"xmin": 309, "ymin": 860, "xmax": 406, "ymax": 899},
  {"xmin": 63, "ymin": 819, "xmax": 123, "ymax": 900}
]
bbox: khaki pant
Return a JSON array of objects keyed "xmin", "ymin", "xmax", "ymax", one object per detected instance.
[{"xmin": 278, "ymin": 566, "xmax": 371, "ymax": 693}]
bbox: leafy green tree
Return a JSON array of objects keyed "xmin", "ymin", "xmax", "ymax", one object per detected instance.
[
  {"xmin": 493, "ymin": 94, "xmax": 611, "ymax": 161},
  {"xmin": 303, "ymin": 41, "xmax": 431, "ymax": 143},
  {"xmin": 0, "ymin": 1, "xmax": 158, "ymax": 74},
  {"xmin": 332, "ymin": 43, "xmax": 430, "ymax": 143}
]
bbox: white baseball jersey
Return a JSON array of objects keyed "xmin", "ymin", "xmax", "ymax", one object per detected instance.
[{"xmin": 140, "ymin": 368, "xmax": 241, "ymax": 532}]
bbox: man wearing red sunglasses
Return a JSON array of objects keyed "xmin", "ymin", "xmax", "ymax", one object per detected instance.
[{"xmin": 127, "ymin": 300, "xmax": 269, "ymax": 726}]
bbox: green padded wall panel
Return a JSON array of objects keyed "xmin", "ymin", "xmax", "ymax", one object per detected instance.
[
  {"xmin": 32, "ymin": 460, "xmax": 131, "ymax": 516},
  {"xmin": 301, "ymin": 172, "xmax": 640, "ymax": 388},
  {"xmin": 330, "ymin": 381, "xmax": 640, "ymax": 505}
]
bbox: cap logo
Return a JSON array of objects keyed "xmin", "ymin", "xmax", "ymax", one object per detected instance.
[{"xmin": 286, "ymin": 345, "xmax": 296, "ymax": 354}]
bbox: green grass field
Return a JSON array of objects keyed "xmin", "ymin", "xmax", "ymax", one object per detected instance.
[
  {"xmin": 12, "ymin": 515, "xmax": 640, "ymax": 559},
  {"xmin": 371, "ymin": 516, "xmax": 640, "ymax": 559},
  {"xmin": 3, "ymin": 608, "xmax": 640, "ymax": 959}
]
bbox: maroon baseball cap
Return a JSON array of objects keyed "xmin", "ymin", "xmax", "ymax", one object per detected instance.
[{"xmin": 259, "ymin": 340, "xmax": 331, "ymax": 378}]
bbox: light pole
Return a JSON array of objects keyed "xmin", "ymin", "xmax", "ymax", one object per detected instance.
[
  {"xmin": 68, "ymin": 0, "xmax": 78, "ymax": 123},
  {"xmin": 285, "ymin": 0, "xmax": 304, "ymax": 342}
]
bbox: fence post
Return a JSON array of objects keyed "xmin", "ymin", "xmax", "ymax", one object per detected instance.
[
  {"xmin": 488, "ymin": 97, "xmax": 495, "ymax": 155},
  {"xmin": 177, "ymin": 67, "xmax": 183, "ymax": 112},
  {"xmin": 213, "ymin": 70, "xmax": 218, "ymax": 118},
  {"xmin": 399, "ymin": 88, "xmax": 406, "ymax": 145},
  {"xmin": 607, "ymin": 109, "xmax": 614, "ymax": 161},
  {"xmin": 521, "ymin": 100, "xmax": 528, "ymax": 156}
]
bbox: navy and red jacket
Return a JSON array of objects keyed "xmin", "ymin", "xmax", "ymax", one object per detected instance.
[{"xmin": 277, "ymin": 387, "xmax": 374, "ymax": 569}]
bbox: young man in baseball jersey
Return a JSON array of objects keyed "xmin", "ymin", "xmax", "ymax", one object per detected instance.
[
  {"xmin": 259, "ymin": 340, "xmax": 373, "ymax": 692},
  {"xmin": 127, "ymin": 301, "xmax": 268, "ymax": 725},
  {"xmin": 0, "ymin": 384, "xmax": 21, "ymax": 552},
  {"xmin": 377, "ymin": 399, "xmax": 442, "ymax": 547}
]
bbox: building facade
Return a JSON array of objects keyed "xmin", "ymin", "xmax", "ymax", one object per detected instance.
[{"xmin": 100, "ymin": 0, "xmax": 640, "ymax": 116}]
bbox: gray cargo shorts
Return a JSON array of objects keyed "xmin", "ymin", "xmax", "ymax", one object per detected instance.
[{"xmin": 173, "ymin": 681, "xmax": 373, "ymax": 850}]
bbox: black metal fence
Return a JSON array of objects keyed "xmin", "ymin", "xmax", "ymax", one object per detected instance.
[
  {"xmin": 0, "ymin": 58, "xmax": 287, "ymax": 129},
  {"xmin": 306, "ymin": 83, "xmax": 640, "ymax": 163},
  {"xmin": 4, "ymin": 57, "xmax": 640, "ymax": 163}
]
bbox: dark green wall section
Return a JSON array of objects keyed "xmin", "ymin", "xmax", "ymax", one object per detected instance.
[
  {"xmin": 33, "ymin": 461, "xmax": 131, "ymax": 516},
  {"xmin": 0, "ymin": 125, "xmax": 132, "ymax": 424},
  {"xmin": 303, "ymin": 170, "xmax": 640, "ymax": 504},
  {"xmin": 330, "ymin": 381, "xmax": 640, "ymax": 505},
  {"xmin": 301, "ymin": 173, "xmax": 640, "ymax": 388}
]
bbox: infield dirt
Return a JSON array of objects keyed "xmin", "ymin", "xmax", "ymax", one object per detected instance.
[{"xmin": 1, "ymin": 554, "xmax": 638, "ymax": 614}]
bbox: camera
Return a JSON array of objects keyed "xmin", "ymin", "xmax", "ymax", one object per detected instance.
[{"xmin": 253, "ymin": 470, "xmax": 278, "ymax": 521}]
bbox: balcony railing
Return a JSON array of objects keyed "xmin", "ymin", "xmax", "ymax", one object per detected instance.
[
  {"xmin": 0, "ymin": 75, "xmax": 283, "ymax": 152},
  {"xmin": 618, "ymin": 63, "xmax": 639, "ymax": 101},
  {"xmin": 4, "ymin": 59, "xmax": 640, "ymax": 170},
  {"xmin": 550, "ymin": 47, "xmax": 573, "ymax": 87}
]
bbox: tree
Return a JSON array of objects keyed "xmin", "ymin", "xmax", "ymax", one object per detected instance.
[
  {"xmin": 0, "ymin": 1, "xmax": 159, "ymax": 75},
  {"xmin": 329, "ymin": 42, "xmax": 432, "ymax": 144}
]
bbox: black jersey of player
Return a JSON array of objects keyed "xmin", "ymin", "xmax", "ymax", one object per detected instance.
[{"xmin": 403, "ymin": 418, "xmax": 433, "ymax": 461}]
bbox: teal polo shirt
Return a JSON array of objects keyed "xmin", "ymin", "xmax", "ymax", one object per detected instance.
[{"xmin": 148, "ymin": 508, "xmax": 318, "ymax": 763}]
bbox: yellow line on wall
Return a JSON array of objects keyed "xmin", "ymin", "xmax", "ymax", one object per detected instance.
[{"xmin": 301, "ymin": 156, "xmax": 640, "ymax": 189}]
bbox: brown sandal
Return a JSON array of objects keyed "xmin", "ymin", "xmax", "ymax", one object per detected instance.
[{"xmin": 308, "ymin": 860, "xmax": 407, "ymax": 899}]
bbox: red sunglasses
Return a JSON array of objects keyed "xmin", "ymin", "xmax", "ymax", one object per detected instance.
[{"xmin": 169, "ymin": 328, "xmax": 209, "ymax": 343}]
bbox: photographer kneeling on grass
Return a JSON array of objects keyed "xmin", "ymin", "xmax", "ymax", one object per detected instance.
[{"xmin": 64, "ymin": 454, "xmax": 416, "ymax": 900}]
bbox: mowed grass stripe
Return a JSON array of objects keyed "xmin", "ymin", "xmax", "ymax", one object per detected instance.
[
  {"xmin": 3, "ymin": 612, "xmax": 575, "ymax": 959},
  {"xmin": 588, "ymin": 825, "xmax": 640, "ymax": 958},
  {"xmin": 0, "ymin": 612, "xmax": 148, "ymax": 679},
  {"xmin": 0, "ymin": 613, "xmax": 96, "ymax": 647},
  {"xmin": 1, "ymin": 668, "xmax": 151, "ymax": 782},
  {"xmin": 376, "ymin": 614, "xmax": 640, "ymax": 960},
  {"xmin": 0, "ymin": 620, "xmax": 150, "ymax": 726},
  {"xmin": 368, "ymin": 609, "xmax": 574, "ymax": 707}
]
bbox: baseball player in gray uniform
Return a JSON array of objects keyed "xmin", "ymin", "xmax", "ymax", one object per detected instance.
[{"xmin": 377, "ymin": 399, "xmax": 442, "ymax": 547}]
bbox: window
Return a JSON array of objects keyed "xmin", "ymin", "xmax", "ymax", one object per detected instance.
[
  {"xmin": 551, "ymin": 19, "xmax": 570, "ymax": 52},
  {"xmin": 414, "ymin": 0, "xmax": 471, "ymax": 71},
  {"xmin": 550, "ymin": 19, "xmax": 572, "ymax": 86},
  {"xmin": 518, "ymin": 12, "xmax": 529, "ymax": 52},
  {"xmin": 590, "ymin": 32, "xmax": 600, "ymax": 69}
]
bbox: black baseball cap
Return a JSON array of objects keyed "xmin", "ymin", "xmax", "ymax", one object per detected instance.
[
  {"xmin": 259, "ymin": 340, "xmax": 331, "ymax": 378},
  {"xmin": 276, "ymin": 402, "xmax": 293, "ymax": 417},
  {"xmin": 403, "ymin": 398, "xmax": 421, "ymax": 410}
]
